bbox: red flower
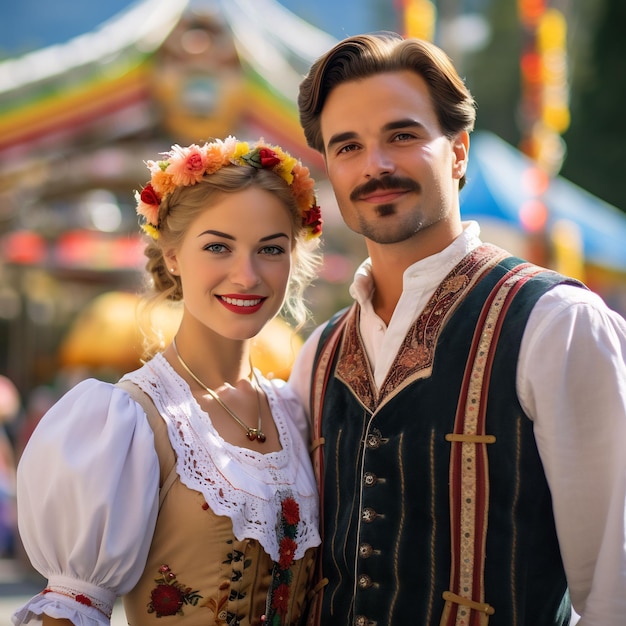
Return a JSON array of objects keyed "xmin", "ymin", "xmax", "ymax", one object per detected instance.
[
  {"xmin": 74, "ymin": 594, "xmax": 92, "ymax": 607},
  {"xmin": 140, "ymin": 183, "xmax": 160, "ymax": 206},
  {"xmin": 150, "ymin": 583, "xmax": 184, "ymax": 616},
  {"xmin": 281, "ymin": 497, "xmax": 300, "ymax": 525},
  {"xmin": 279, "ymin": 537, "xmax": 297, "ymax": 569},
  {"xmin": 302, "ymin": 205, "xmax": 322, "ymax": 226},
  {"xmin": 271, "ymin": 583, "xmax": 290, "ymax": 616},
  {"xmin": 258, "ymin": 148, "xmax": 281, "ymax": 168}
]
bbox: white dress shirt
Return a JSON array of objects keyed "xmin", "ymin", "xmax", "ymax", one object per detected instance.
[{"xmin": 289, "ymin": 221, "xmax": 626, "ymax": 625}]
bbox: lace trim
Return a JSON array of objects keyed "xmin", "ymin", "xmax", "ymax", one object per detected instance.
[
  {"xmin": 42, "ymin": 587, "xmax": 113, "ymax": 618},
  {"xmin": 122, "ymin": 354, "xmax": 320, "ymax": 562}
]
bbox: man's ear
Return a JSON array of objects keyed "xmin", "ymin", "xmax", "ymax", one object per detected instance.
[{"xmin": 452, "ymin": 131, "xmax": 469, "ymax": 180}]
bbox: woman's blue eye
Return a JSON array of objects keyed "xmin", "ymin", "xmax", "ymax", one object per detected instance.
[
  {"xmin": 261, "ymin": 245, "xmax": 285, "ymax": 256},
  {"xmin": 205, "ymin": 243, "xmax": 229, "ymax": 253}
]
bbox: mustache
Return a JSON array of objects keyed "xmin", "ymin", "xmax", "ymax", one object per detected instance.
[{"xmin": 350, "ymin": 176, "xmax": 421, "ymax": 201}]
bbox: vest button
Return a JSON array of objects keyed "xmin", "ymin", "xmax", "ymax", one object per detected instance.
[
  {"xmin": 361, "ymin": 507, "xmax": 377, "ymax": 522},
  {"xmin": 359, "ymin": 543, "xmax": 373, "ymax": 558},
  {"xmin": 357, "ymin": 573, "xmax": 373, "ymax": 588},
  {"xmin": 363, "ymin": 472, "xmax": 377, "ymax": 487},
  {"xmin": 366, "ymin": 429, "xmax": 382, "ymax": 449}
]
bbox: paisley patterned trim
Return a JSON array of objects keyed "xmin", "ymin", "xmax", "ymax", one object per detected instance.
[{"xmin": 336, "ymin": 244, "xmax": 510, "ymax": 412}]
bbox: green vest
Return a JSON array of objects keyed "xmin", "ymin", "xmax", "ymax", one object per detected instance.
[{"xmin": 310, "ymin": 245, "xmax": 581, "ymax": 626}]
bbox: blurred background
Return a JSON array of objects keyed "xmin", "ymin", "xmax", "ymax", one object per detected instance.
[{"xmin": 0, "ymin": 1, "xmax": 626, "ymax": 559}]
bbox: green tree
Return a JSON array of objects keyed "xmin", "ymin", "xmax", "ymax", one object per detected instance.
[
  {"xmin": 561, "ymin": 0, "xmax": 626, "ymax": 211},
  {"xmin": 462, "ymin": 1, "xmax": 524, "ymax": 147}
]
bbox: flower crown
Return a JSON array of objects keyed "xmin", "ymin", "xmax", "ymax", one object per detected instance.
[{"xmin": 135, "ymin": 137, "xmax": 322, "ymax": 241}]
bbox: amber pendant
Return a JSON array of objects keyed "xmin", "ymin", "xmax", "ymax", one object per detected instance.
[{"xmin": 247, "ymin": 429, "xmax": 266, "ymax": 443}]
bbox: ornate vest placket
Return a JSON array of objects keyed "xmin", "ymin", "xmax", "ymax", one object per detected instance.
[{"xmin": 354, "ymin": 424, "xmax": 386, "ymax": 596}]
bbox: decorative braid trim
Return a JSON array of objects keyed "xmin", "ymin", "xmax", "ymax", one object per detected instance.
[{"xmin": 42, "ymin": 586, "xmax": 113, "ymax": 618}]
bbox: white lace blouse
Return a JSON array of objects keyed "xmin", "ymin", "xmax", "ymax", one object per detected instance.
[{"xmin": 13, "ymin": 353, "xmax": 320, "ymax": 625}]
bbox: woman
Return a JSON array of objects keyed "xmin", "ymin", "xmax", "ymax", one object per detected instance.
[{"xmin": 13, "ymin": 137, "xmax": 324, "ymax": 626}]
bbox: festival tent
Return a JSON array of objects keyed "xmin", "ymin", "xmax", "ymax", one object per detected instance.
[{"xmin": 461, "ymin": 131, "xmax": 626, "ymax": 273}]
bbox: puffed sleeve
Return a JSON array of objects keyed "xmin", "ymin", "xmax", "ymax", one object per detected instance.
[{"xmin": 12, "ymin": 379, "xmax": 160, "ymax": 626}]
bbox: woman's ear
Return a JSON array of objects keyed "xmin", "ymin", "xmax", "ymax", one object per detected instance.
[{"xmin": 165, "ymin": 249, "xmax": 178, "ymax": 275}]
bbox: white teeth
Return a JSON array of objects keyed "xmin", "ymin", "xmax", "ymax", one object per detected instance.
[{"xmin": 221, "ymin": 296, "xmax": 261, "ymax": 307}]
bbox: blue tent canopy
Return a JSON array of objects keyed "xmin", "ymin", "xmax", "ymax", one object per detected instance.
[{"xmin": 461, "ymin": 132, "xmax": 626, "ymax": 272}]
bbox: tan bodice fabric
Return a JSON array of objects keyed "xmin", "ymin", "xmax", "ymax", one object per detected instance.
[
  {"xmin": 123, "ymin": 478, "xmax": 317, "ymax": 625},
  {"xmin": 119, "ymin": 381, "xmax": 317, "ymax": 625}
]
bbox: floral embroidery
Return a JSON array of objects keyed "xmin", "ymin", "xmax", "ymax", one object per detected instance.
[
  {"xmin": 278, "ymin": 537, "xmax": 297, "ymax": 570},
  {"xmin": 205, "ymin": 539, "xmax": 254, "ymax": 625},
  {"xmin": 147, "ymin": 564, "xmax": 202, "ymax": 617},
  {"xmin": 263, "ymin": 494, "xmax": 300, "ymax": 625}
]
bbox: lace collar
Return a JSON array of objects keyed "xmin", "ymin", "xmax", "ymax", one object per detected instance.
[{"xmin": 122, "ymin": 353, "xmax": 320, "ymax": 561}]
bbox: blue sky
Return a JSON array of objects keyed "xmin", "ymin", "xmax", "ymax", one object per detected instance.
[{"xmin": 0, "ymin": 0, "xmax": 399, "ymax": 59}]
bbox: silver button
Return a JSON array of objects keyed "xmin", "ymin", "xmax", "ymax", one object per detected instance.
[
  {"xmin": 366, "ymin": 429, "xmax": 382, "ymax": 449},
  {"xmin": 363, "ymin": 472, "xmax": 378, "ymax": 487},
  {"xmin": 357, "ymin": 574, "xmax": 373, "ymax": 589},
  {"xmin": 359, "ymin": 543, "xmax": 373, "ymax": 558},
  {"xmin": 362, "ymin": 507, "xmax": 377, "ymax": 522}
]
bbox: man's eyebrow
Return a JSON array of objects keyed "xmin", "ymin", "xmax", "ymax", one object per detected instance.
[
  {"xmin": 327, "ymin": 131, "xmax": 358, "ymax": 151},
  {"xmin": 382, "ymin": 118, "xmax": 425, "ymax": 133}
]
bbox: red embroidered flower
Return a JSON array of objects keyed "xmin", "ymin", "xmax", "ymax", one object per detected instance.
[
  {"xmin": 258, "ymin": 147, "xmax": 281, "ymax": 168},
  {"xmin": 279, "ymin": 537, "xmax": 297, "ymax": 569},
  {"xmin": 281, "ymin": 497, "xmax": 300, "ymax": 526},
  {"xmin": 74, "ymin": 594, "xmax": 92, "ymax": 607},
  {"xmin": 148, "ymin": 564, "xmax": 202, "ymax": 617},
  {"xmin": 271, "ymin": 583, "xmax": 290, "ymax": 616},
  {"xmin": 150, "ymin": 583, "xmax": 184, "ymax": 616}
]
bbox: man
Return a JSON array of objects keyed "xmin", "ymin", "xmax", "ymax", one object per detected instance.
[{"xmin": 289, "ymin": 31, "xmax": 626, "ymax": 626}]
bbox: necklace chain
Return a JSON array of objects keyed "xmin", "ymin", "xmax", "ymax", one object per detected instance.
[{"xmin": 172, "ymin": 338, "xmax": 266, "ymax": 443}]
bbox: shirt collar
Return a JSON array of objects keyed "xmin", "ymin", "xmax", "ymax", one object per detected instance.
[{"xmin": 349, "ymin": 221, "xmax": 482, "ymax": 306}]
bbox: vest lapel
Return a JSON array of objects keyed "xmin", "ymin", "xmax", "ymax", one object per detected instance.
[{"xmin": 335, "ymin": 244, "xmax": 512, "ymax": 412}]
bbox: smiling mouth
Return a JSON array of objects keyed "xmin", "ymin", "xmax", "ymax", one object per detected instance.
[{"xmin": 219, "ymin": 296, "xmax": 264, "ymax": 307}]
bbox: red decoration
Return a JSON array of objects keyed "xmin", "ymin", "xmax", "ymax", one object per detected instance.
[{"xmin": 150, "ymin": 583, "xmax": 185, "ymax": 616}]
